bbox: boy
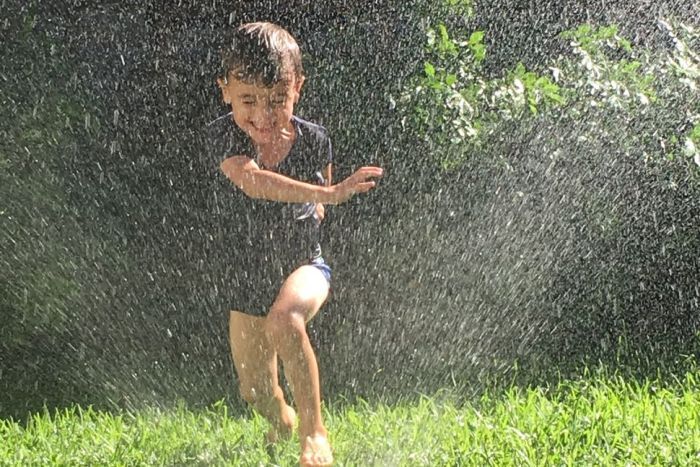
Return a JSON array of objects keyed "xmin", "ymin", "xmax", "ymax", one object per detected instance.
[{"xmin": 215, "ymin": 22, "xmax": 382, "ymax": 466}]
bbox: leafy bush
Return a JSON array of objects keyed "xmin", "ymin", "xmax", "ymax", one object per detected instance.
[
  {"xmin": 401, "ymin": 19, "xmax": 699, "ymax": 175},
  {"xmin": 377, "ymin": 13, "xmax": 700, "ymax": 389},
  {"xmin": 403, "ymin": 23, "xmax": 564, "ymax": 169}
]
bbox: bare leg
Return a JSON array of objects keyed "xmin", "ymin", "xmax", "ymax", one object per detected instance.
[
  {"xmin": 229, "ymin": 311, "xmax": 296, "ymax": 441},
  {"xmin": 265, "ymin": 265, "xmax": 333, "ymax": 467}
]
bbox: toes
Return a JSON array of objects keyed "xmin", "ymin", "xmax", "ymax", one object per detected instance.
[{"xmin": 300, "ymin": 436, "xmax": 333, "ymax": 467}]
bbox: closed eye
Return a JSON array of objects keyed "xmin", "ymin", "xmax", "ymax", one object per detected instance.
[
  {"xmin": 271, "ymin": 95, "xmax": 287, "ymax": 105},
  {"xmin": 238, "ymin": 94, "xmax": 256, "ymax": 105}
]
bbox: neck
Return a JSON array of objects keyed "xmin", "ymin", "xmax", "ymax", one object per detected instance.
[{"xmin": 256, "ymin": 120, "xmax": 297, "ymax": 166}]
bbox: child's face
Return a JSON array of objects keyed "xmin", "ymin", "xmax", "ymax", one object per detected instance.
[{"xmin": 218, "ymin": 73, "xmax": 304, "ymax": 145}]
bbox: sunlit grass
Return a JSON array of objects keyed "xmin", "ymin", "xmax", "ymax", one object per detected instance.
[{"xmin": 2, "ymin": 371, "xmax": 699, "ymax": 466}]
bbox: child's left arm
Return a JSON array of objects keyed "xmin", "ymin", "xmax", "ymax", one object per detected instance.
[{"xmin": 315, "ymin": 162, "xmax": 332, "ymax": 221}]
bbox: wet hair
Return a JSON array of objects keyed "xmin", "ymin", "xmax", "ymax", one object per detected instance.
[{"xmin": 221, "ymin": 22, "xmax": 303, "ymax": 87}]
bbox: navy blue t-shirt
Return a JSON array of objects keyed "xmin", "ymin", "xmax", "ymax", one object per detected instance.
[{"xmin": 206, "ymin": 113, "xmax": 333, "ymax": 315}]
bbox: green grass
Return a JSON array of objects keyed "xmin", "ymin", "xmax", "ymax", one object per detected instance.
[{"xmin": 2, "ymin": 371, "xmax": 700, "ymax": 466}]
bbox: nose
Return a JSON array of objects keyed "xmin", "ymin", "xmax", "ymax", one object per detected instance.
[{"xmin": 251, "ymin": 105, "xmax": 274, "ymax": 124}]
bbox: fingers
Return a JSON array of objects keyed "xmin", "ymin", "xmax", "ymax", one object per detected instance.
[
  {"xmin": 333, "ymin": 166, "xmax": 383, "ymax": 204},
  {"xmin": 350, "ymin": 167, "xmax": 382, "ymax": 194},
  {"xmin": 354, "ymin": 181, "xmax": 376, "ymax": 193},
  {"xmin": 314, "ymin": 203, "xmax": 325, "ymax": 221},
  {"xmin": 353, "ymin": 166, "xmax": 384, "ymax": 180}
]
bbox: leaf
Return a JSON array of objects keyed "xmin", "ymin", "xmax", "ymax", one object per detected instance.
[
  {"xmin": 619, "ymin": 38, "xmax": 633, "ymax": 53},
  {"xmin": 535, "ymin": 76, "xmax": 551, "ymax": 88},
  {"xmin": 529, "ymin": 102, "xmax": 538, "ymax": 115},
  {"xmin": 691, "ymin": 124, "xmax": 700, "ymax": 144},
  {"xmin": 424, "ymin": 62, "xmax": 436, "ymax": 78},
  {"xmin": 438, "ymin": 24, "xmax": 450, "ymax": 44},
  {"xmin": 469, "ymin": 31, "xmax": 484, "ymax": 45},
  {"xmin": 547, "ymin": 92, "xmax": 565, "ymax": 104},
  {"xmin": 471, "ymin": 44, "xmax": 486, "ymax": 62}
]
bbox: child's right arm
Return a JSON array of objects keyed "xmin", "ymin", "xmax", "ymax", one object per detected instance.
[{"xmin": 220, "ymin": 156, "xmax": 382, "ymax": 205}]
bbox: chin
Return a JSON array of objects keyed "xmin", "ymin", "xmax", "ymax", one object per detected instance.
[
  {"xmin": 254, "ymin": 127, "xmax": 285, "ymax": 142},
  {"xmin": 251, "ymin": 131, "xmax": 274, "ymax": 143}
]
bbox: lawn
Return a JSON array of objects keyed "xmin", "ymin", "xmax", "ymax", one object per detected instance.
[{"xmin": 2, "ymin": 370, "xmax": 699, "ymax": 466}]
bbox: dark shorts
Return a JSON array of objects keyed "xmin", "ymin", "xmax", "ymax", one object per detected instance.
[
  {"xmin": 231, "ymin": 257, "xmax": 332, "ymax": 317},
  {"xmin": 309, "ymin": 257, "xmax": 332, "ymax": 283}
]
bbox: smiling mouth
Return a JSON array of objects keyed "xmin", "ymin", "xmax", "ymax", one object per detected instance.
[{"xmin": 252, "ymin": 125, "xmax": 274, "ymax": 132}]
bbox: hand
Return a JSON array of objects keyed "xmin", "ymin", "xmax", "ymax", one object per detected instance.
[
  {"xmin": 314, "ymin": 203, "xmax": 325, "ymax": 222},
  {"xmin": 328, "ymin": 166, "xmax": 383, "ymax": 204}
]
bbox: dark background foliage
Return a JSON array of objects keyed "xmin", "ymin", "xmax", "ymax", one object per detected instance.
[{"xmin": 1, "ymin": 0, "xmax": 698, "ymax": 420}]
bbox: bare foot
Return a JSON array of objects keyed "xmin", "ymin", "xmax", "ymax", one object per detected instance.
[
  {"xmin": 300, "ymin": 435, "xmax": 333, "ymax": 467},
  {"xmin": 265, "ymin": 405, "xmax": 297, "ymax": 445}
]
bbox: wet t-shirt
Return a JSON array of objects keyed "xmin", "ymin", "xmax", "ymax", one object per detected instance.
[{"xmin": 205, "ymin": 114, "xmax": 333, "ymax": 314}]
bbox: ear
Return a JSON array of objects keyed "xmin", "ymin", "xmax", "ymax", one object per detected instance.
[
  {"xmin": 217, "ymin": 77, "xmax": 231, "ymax": 104},
  {"xmin": 293, "ymin": 76, "xmax": 305, "ymax": 103}
]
